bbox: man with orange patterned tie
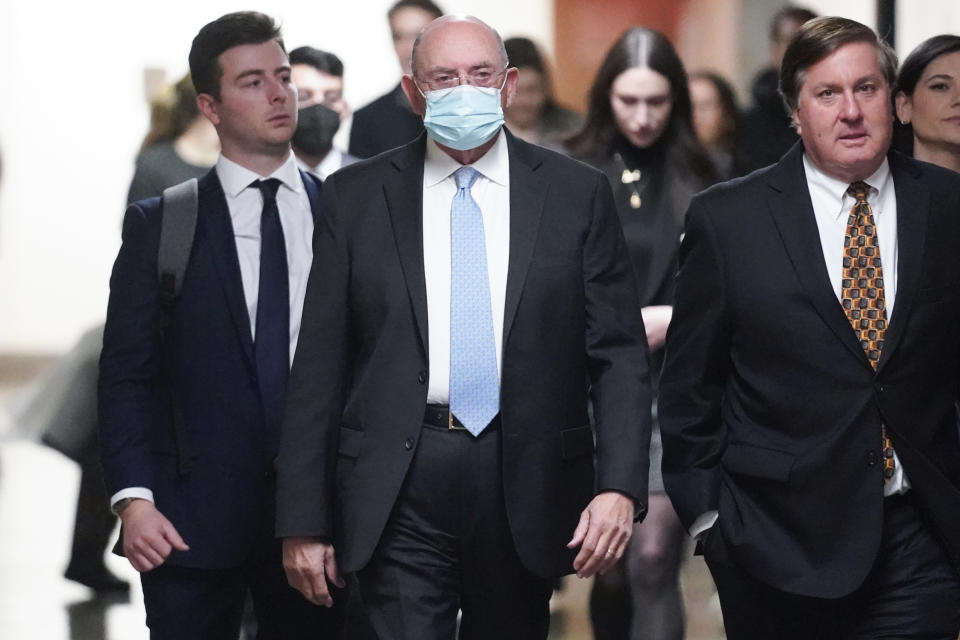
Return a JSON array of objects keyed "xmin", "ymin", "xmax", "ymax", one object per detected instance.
[{"xmin": 661, "ymin": 16, "xmax": 960, "ymax": 640}]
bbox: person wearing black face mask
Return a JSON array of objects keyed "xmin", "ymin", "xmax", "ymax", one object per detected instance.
[{"xmin": 290, "ymin": 46, "xmax": 358, "ymax": 179}]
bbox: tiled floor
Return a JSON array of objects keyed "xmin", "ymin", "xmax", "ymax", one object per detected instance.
[{"xmin": 0, "ymin": 359, "xmax": 725, "ymax": 639}]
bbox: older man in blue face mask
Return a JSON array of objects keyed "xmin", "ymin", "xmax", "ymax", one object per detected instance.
[{"xmin": 276, "ymin": 15, "xmax": 652, "ymax": 639}]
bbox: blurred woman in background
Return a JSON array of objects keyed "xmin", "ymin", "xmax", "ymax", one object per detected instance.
[
  {"xmin": 895, "ymin": 35, "xmax": 960, "ymax": 173},
  {"xmin": 689, "ymin": 71, "xmax": 740, "ymax": 178},
  {"xmin": 503, "ymin": 37, "xmax": 581, "ymax": 149},
  {"xmin": 567, "ymin": 26, "xmax": 718, "ymax": 640},
  {"xmin": 127, "ymin": 73, "xmax": 218, "ymax": 203}
]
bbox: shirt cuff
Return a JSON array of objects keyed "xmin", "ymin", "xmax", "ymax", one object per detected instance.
[
  {"xmin": 110, "ymin": 487, "xmax": 154, "ymax": 515},
  {"xmin": 689, "ymin": 510, "xmax": 718, "ymax": 539}
]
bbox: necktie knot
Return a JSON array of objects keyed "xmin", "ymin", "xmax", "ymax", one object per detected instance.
[
  {"xmin": 847, "ymin": 181, "xmax": 870, "ymax": 204},
  {"xmin": 252, "ymin": 178, "xmax": 282, "ymax": 204},
  {"xmin": 454, "ymin": 166, "xmax": 480, "ymax": 191}
]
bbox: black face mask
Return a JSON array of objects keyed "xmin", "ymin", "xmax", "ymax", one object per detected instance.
[{"xmin": 292, "ymin": 103, "xmax": 341, "ymax": 156}]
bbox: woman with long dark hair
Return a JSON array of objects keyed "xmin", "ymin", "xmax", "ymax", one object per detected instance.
[
  {"xmin": 567, "ymin": 27, "xmax": 718, "ymax": 640},
  {"xmin": 894, "ymin": 35, "xmax": 960, "ymax": 173}
]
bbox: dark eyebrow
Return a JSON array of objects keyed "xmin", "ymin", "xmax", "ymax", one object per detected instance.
[
  {"xmin": 235, "ymin": 69, "xmax": 265, "ymax": 82},
  {"xmin": 234, "ymin": 66, "xmax": 290, "ymax": 82},
  {"xmin": 926, "ymin": 73, "xmax": 955, "ymax": 82}
]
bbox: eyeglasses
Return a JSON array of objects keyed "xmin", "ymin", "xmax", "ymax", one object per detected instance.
[{"xmin": 416, "ymin": 66, "xmax": 508, "ymax": 92}]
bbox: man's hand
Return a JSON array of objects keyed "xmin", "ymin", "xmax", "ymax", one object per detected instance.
[
  {"xmin": 120, "ymin": 499, "xmax": 189, "ymax": 572},
  {"xmin": 641, "ymin": 305, "xmax": 673, "ymax": 351},
  {"xmin": 567, "ymin": 491, "xmax": 635, "ymax": 578},
  {"xmin": 282, "ymin": 537, "xmax": 345, "ymax": 607}
]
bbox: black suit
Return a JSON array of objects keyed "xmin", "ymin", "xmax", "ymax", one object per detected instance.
[
  {"xmin": 277, "ymin": 130, "xmax": 651, "ymax": 636},
  {"xmin": 660, "ymin": 143, "xmax": 960, "ymax": 637},
  {"xmin": 347, "ymin": 84, "xmax": 424, "ymax": 159}
]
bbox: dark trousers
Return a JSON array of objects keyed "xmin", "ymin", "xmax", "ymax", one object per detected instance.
[
  {"xmin": 141, "ymin": 493, "xmax": 345, "ymax": 640},
  {"xmin": 706, "ymin": 492, "xmax": 960, "ymax": 640},
  {"xmin": 357, "ymin": 423, "xmax": 553, "ymax": 640},
  {"xmin": 67, "ymin": 447, "xmax": 117, "ymax": 573}
]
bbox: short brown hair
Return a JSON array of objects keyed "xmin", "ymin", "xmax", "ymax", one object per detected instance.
[
  {"xmin": 189, "ymin": 11, "xmax": 285, "ymax": 101},
  {"xmin": 779, "ymin": 16, "xmax": 897, "ymax": 114}
]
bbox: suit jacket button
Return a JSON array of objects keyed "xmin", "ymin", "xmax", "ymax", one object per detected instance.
[
  {"xmin": 404, "ymin": 437, "xmax": 415, "ymax": 450},
  {"xmin": 866, "ymin": 450, "xmax": 878, "ymax": 466},
  {"xmin": 418, "ymin": 370, "xmax": 427, "ymax": 384}
]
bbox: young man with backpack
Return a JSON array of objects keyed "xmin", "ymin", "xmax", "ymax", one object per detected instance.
[{"xmin": 98, "ymin": 11, "xmax": 342, "ymax": 638}]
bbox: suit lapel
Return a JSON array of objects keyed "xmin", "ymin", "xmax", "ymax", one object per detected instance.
[
  {"xmin": 196, "ymin": 169, "xmax": 256, "ymax": 367},
  {"xmin": 764, "ymin": 144, "xmax": 873, "ymax": 369},
  {"xmin": 384, "ymin": 135, "xmax": 429, "ymax": 353},
  {"xmin": 877, "ymin": 153, "xmax": 928, "ymax": 373},
  {"xmin": 503, "ymin": 131, "xmax": 547, "ymax": 344}
]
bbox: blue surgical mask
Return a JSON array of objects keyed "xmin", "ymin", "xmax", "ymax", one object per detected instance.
[{"xmin": 418, "ymin": 82, "xmax": 505, "ymax": 150}]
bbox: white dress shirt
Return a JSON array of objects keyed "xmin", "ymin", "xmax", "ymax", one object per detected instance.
[
  {"xmin": 803, "ymin": 154, "xmax": 908, "ymax": 497},
  {"xmin": 423, "ymin": 131, "xmax": 511, "ymax": 403},
  {"xmin": 111, "ymin": 151, "xmax": 314, "ymax": 510},
  {"xmin": 689, "ymin": 153, "xmax": 909, "ymax": 538}
]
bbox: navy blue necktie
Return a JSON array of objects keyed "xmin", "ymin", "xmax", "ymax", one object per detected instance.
[{"xmin": 251, "ymin": 178, "xmax": 289, "ymax": 447}]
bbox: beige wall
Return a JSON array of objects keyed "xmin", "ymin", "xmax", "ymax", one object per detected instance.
[{"xmin": 898, "ymin": 2, "xmax": 960, "ymax": 58}]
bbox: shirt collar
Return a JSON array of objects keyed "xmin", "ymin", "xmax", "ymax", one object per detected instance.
[
  {"xmin": 802, "ymin": 153, "xmax": 892, "ymax": 220},
  {"xmin": 216, "ymin": 150, "xmax": 303, "ymax": 198},
  {"xmin": 423, "ymin": 129, "xmax": 509, "ymax": 188}
]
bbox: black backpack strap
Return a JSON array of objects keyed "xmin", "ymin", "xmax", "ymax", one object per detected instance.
[{"xmin": 158, "ymin": 179, "xmax": 199, "ymax": 476}]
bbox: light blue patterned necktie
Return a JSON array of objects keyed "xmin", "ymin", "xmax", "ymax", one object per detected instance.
[{"xmin": 449, "ymin": 166, "xmax": 500, "ymax": 436}]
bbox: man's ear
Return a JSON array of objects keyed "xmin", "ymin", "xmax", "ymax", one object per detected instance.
[
  {"xmin": 501, "ymin": 67, "xmax": 519, "ymax": 110},
  {"xmin": 401, "ymin": 74, "xmax": 426, "ymax": 117},
  {"xmin": 196, "ymin": 93, "xmax": 221, "ymax": 127},
  {"xmin": 791, "ymin": 108, "xmax": 802, "ymax": 135}
]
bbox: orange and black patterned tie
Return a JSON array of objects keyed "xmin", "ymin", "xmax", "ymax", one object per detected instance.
[{"xmin": 840, "ymin": 181, "xmax": 896, "ymax": 482}]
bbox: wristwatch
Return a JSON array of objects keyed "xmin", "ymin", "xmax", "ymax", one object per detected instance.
[{"xmin": 113, "ymin": 497, "xmax": 137, "ymax": 516}]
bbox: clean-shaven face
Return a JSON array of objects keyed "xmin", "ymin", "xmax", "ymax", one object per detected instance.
[
  {"xmin": 610, "ymin": 66, "xmax": 673, "ymax": 149},
  {"xmin": 792, "ymin": 41, "xmax": 893, "ymax": 182},
  {"xmin": 897, "ymin": 50, "xmax": 960, "ymax": 154},
  {"xmin": 205, "ymin": 40, "xmax": 298, "ymax": 155}
]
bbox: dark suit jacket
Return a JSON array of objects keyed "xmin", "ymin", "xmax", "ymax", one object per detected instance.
[
  {"xmin": 347, "ymin": 83, "xmax": 424, "ymax": 159},
  {"xmin": 660, "ymin": 142, "xmax": 960, "ymax": 598},
  {"xmin": 99, "ymin": 168, "xmax": 323, "ymax": 569},
  {"xmin": 276, "ymin": 130, "xmax": 651, "ymax": 578}
]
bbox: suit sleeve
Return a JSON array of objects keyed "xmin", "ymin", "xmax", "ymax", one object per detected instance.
[
  {"xmin": 276, "ymin": 174, "xmax": 350, "ymax": 540},
  {"xmin": 658, "ymin": 197, "xmax": 732, "ymax": 530},
  {"xmin": 98, "ymin": 200, "xmax": 163, "ymax": 497},
  {"xmin": 583, "ymin": 171, "xmax": 653, "ymax": 517}
]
